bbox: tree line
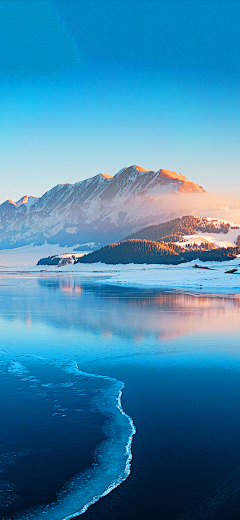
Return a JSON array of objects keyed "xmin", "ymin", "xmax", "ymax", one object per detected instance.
[
  {"xmin": 76, "ymin": 239, "xmax": 240, "ymax": 265},
  {"xmin": 125, "ymin": 215, "xmax": 234, "ymax": 243}
]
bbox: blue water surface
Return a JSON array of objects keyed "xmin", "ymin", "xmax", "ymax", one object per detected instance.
[{"xmin": 1, "ymin": 274, "xmax": 240, "ymax": 520}]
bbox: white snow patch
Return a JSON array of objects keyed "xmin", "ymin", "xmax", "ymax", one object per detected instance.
[
  {"xmin": 65, "ymin": 227, "xmax": 78, "ymax": 234},
  {"xmin": 0, "ymin": 244, "xmax": 82, "ymax": 268},
  {"xmin": 56, "ymin": 253, "xmax": 85, "ymax": 259},
  {"xmin": 0, "ymin": 257, "xmax": 240, "ymax": 293},
  {"xmin": 204, "ymin": 217, "xmax": 240, "ymax": 227},
  {"xmin": 13, "ymin": 196, "xmax": 39, "ymax": 212},
  {"xmin": 176, "ymin": 229, "xmax": 240, "ymax": 249},
  {"xmin": 96, "ymin": 259, "xmax": 240, "ymax": 292}
]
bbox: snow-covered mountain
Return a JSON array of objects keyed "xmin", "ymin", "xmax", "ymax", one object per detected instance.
[{"xmin": 0, "ymin": 165, "xmax": 207, "ymax": 249}]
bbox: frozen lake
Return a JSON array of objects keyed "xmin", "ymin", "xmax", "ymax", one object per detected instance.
[{"xmin": 1, "ymin": 274, "xmax": 240, "ymax": 519}]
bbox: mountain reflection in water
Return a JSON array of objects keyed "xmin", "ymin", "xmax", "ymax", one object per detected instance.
[
  {"xmin": 0, "ymin": 275, "xmax": 239, "ymax": 346},
  {"xmin": 1, "ymin": 275, "xmax": 240, "ymax": 519}
]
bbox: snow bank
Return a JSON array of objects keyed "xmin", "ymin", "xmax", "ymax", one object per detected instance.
[
  {"xmin": 100, "ymin": 259, "xmax": 240, "ymax": 292},
  {"xmin": 0, "ymin": 244, "xmax": 84, "ymax": 268},
  {"xmin": 0, "ymin": 247, "xmax": 240, "ymax": 292}
]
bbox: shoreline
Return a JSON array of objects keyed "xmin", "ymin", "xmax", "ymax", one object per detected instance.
[{"xmin": 0, "ymin": 257, "xmax": 240, "ymax": 294}]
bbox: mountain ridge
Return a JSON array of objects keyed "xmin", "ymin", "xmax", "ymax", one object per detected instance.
[{"xmin": 0, "ymin": 165, "xmax": 207, "ymax": 249}]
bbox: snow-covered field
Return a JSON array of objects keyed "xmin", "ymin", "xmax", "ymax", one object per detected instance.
[
  {"xmin": 100, "ymin": 258, "xmax": 240, "ymax": 292},
  {"xmin": 0, "ymin": 244, "xmax": 84, "ymax": 268},
  {"xmin": 0, "ymin": 245, "xmax": 240, "ymax": 293},
  {"xmin": 172, "ymin": 217, "xmax": 240, "ymax": 249},
  {"xmin": 176, "ymin": 228, "xmax": 240, "ymax": 249}
]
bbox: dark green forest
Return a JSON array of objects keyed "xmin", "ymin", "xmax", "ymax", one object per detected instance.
[
  {"xmin": 37, "ymin": 215, "xmax": 240, "ymax": 266},
  {"xmin": 37, "ymin": 256, "xmax": 60, "ymax": 265},
  {"xmin": 76, "ymin": 239, "xmax": 240, "ymax": 265}
]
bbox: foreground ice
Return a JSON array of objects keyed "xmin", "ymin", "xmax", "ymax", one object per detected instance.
[{"xmin": 10, "ymin": 361, "xmax": 136, "ymax": 520}]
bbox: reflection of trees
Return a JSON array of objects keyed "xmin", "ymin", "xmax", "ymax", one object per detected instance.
[
  {"xmin": 0, "ymin": 277, "xmax": 239, "ymax": 342},
  {"xmin": 38, "ymin": 277, "xmax": 240, "ymax": 309}
]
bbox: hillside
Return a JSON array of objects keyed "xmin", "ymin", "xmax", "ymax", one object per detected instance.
[
  {"xmin": 75, "ymin": 239, "xmax": 240, "ymax": 265},
  {"xmin": 125, "ymin": 215, "xmax": 240, "ymax": 247},
  {"xmin": 0, "ymin": 166, "xmax": 207, "ymax": 250}
]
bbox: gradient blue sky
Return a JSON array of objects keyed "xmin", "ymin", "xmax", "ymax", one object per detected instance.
[{"xmin": 0, "ymin": 0, "xmax": 239, "ymax": 203}]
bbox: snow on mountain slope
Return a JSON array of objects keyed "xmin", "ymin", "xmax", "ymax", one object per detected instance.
[
  {"xmin": 178, "ymin": 217, "xmax": 240, "ymax": 248},
  {"xmin": 177, "ymin": 232, "xmax": 239, "ymax": 248},
  {"xmin": 0, "ymin": 165, "xmax": 207, "ymax": 249},
  {"xmin": 14, "ymin": 195, "xmax": 39, "ymax": 210},
  {"xmin": 177, "ymin": 224, "xmax": 240, "ymax": 249},
  {"xmin": 127, "ymin": 215, "xmax": 240, "ymax": 249}
]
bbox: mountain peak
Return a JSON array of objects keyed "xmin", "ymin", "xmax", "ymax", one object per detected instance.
[
  {"xmin": 159, "ymin": 169, "xmax": 187, "ymax": 181},
  {"xmin": 120, "ymin": 165, "xmax": 151, "ymax": 174},
  {"xmin": 114, "ymin": 166, "xmax": 205, "ymax": 192},
  {"xmin": 100, "ymin": 173, "xmax": 114, "ymax": 179},
  {"xmin": 0, "ymin": 165, "xmax": 207, "ymax": 250},
  {"xmin": 15, "ymin": 195, "xmax": 38, "ymax": 209},
  {"xmin": 131, "ymin": 165, "xmax": 150, "ymax": 172},
  {"xmin": 115, "ymin": 165, "xmax": 152, "ymax": 177}
]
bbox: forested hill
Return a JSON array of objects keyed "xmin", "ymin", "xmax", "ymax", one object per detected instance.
[
  {"xmin": 125, "ymin": 216, "xmax": 239, "ymax": 243},
  {"xmin": 76, "ymin": 239, "xmax": 240, "ymax": 265}
]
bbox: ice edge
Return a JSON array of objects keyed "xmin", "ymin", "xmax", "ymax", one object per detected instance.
[
  {"xmin": 61, "ymin": 363, "xmax": 136, "ymax": 519},
  {"xmin": 62, "ymin": 385, "xmax": 136, "ymax": 520},
  {"xmin": 7, "ymin": 357, "xmax": 136, "ymax": 520}
]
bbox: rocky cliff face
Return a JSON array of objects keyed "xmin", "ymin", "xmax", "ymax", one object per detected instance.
[{"xmin": 0, "ymin": 165, "xmax": 206, "ymax": 249}]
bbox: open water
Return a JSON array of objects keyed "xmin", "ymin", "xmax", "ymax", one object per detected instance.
[{"xmin": 1, "ymin": 274, "xmax": 240, "ymax": 519}]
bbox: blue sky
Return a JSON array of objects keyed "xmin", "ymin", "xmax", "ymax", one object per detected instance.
[{"xmin": 0, "ymin": 0, "xmax": 239, "ymax": 202}]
